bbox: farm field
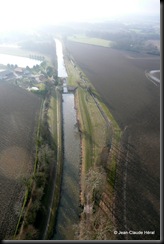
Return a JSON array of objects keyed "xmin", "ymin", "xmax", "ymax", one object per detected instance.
[
  {"xmin": 65, "ymin": 41, "xmax": 160, "ymax": 240},
  {"xmin": 0, "ymin": 81, "xmax": 41, "ymax": 240},
  {"xmin": 67, "ymin": 34, "xmax": 112, "ymax": 47}
]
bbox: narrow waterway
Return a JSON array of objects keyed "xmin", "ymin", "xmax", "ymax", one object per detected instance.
[
  {"xmin": 53, "ymin": 94, "xmax": 80, "ymax": 240},
  {"xmin": 52, "ymin": 39, "xmax": 81, "ymax": 240},
  {"xmin": 55, "ymin": 38, "xmax": 68, "ymax": 78}
]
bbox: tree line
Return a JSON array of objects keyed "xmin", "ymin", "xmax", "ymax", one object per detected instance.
[{"xmin": 86, "ymin": 29, "xmax": 160, "ymax": 55}]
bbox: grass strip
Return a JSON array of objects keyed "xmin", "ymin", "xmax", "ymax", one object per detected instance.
[{"xmin": 44, "ymin": 89, "xmax": 63, "ymax": 239}]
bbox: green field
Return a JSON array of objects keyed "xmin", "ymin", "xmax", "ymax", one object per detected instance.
[{"xmin": 67, "ymin": 34, "xmax": 113, "ymax": 47}]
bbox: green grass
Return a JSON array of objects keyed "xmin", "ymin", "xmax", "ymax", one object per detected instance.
[
  {"xmin": 67, "ymin": 34, "xmax": 113, "ymax": 47},
  {"xmin": 78, "ymin": 88, "xmax": 93, "ymax": 171},
  {"xmin": 48, "ymin": 89, "xmax": 58, "ymax": 146},
  {"xmin": 65, "ymin": 59, "xmax": 80, "ymax": 86}
]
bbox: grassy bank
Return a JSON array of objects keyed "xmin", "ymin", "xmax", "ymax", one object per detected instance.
[{"xmin": 44, "ymin": 88, "xmax": 63, "ymax": 239}]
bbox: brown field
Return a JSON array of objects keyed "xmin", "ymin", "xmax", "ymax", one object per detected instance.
[
  {"xmin": 65, "ymin": 41, "xmax": 160, "ymax": 240},
  {"xmin": 0, "ymin": 81, "xmax": 41, "ymax": 240}
]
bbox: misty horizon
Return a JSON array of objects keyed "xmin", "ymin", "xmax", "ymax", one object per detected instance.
[{"xmin": 0, "ymin": 0, "xmax": 160, "ymax": 32}]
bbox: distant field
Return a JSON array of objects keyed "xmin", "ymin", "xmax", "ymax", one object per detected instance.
[
  {"xmin": 65, "ymin": 41, "xmax": 160, "ymax": 240},
  {"xmin": 67, "ymin": 34, "xmax": 113, "ymax": 47},
  {"xmin": 0, "ymin": 46, "xmax": 30, "ymax": 57},
  {"xmin": 0, "ymin": 81, "xmax": 41, "ymax": 239}
]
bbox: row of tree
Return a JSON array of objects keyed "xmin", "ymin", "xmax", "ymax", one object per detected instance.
[
  {"xmin": 86, "ymin": 30, "xmax": 160, "ymax": 55},
  {"xmin": 29, "ymin": 54, "xmax": 45, "ymax": 61}
]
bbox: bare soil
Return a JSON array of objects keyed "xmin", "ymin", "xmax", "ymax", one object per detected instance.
[
  {"xmin": 65, "ymin": 41, "xmax": 160, "ymax": 240},
  {"xmin": 0, "ymin": 81, "xmax": 41, "ymax": 240}
]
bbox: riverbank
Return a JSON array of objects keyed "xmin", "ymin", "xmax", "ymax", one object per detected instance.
[
  {"xmin": 44, "ymin": 88, "xmax": 63, "ymax": 239},
  {"xmin": 63, "ymin": 44, "xmax": 122, "ymax": 239}
]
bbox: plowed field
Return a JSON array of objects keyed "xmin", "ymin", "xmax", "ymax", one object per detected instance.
[
  {"xmin": 65, "ymin": 41, "xmax": 160, "ymax": 240},
  {"xmin": 0, "ymin": 81, "xmax": 41, "ymax": 240}
]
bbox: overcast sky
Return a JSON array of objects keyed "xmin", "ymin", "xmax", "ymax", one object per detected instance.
[{"xmin": 0, "ymin": 0, "xmax": 160, "ymax": 31}]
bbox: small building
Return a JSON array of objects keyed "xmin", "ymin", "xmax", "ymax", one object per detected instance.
[
  {"xmin": 15, "ymin": 67, "xmax": 23, "ymax": 74},
  {"xmin": 27, "ymin": 86, "xmax": 39, "ymax": 91}
]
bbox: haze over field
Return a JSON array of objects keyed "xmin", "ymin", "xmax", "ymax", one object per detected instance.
[{"xmin": 0, "ymin": 0, "xmax": 160, "ymax": 31}]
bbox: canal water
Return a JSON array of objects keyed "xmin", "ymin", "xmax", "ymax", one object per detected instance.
[
  {"xmin": 52, "ymin": 39, "xmax": 80, "ymax": 240},
  {"xmin": 55, "ymin": 38, "xmax": 68, "ymax": 78}
]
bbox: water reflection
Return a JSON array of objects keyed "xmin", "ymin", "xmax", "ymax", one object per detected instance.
[
  {"xmin": 0, "ymin": 53, "xmax": 41, "ymax": 68},
  {"xmin": 55, "ymin": 39, "xmax": 68, "ymax": 78},
  {"xmin": 53, "ymin": 94, "xmax": 80, "ymax": 240}
]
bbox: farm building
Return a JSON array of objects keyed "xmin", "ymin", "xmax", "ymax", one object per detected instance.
[{"xmin": 14, "ymin": 67, "xmax": 23, "ymax": 74}]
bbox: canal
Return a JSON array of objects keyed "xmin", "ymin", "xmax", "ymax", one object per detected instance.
[{"xmin": 52, "ymin": 39, "xmax": 81, "ymax": 240}]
